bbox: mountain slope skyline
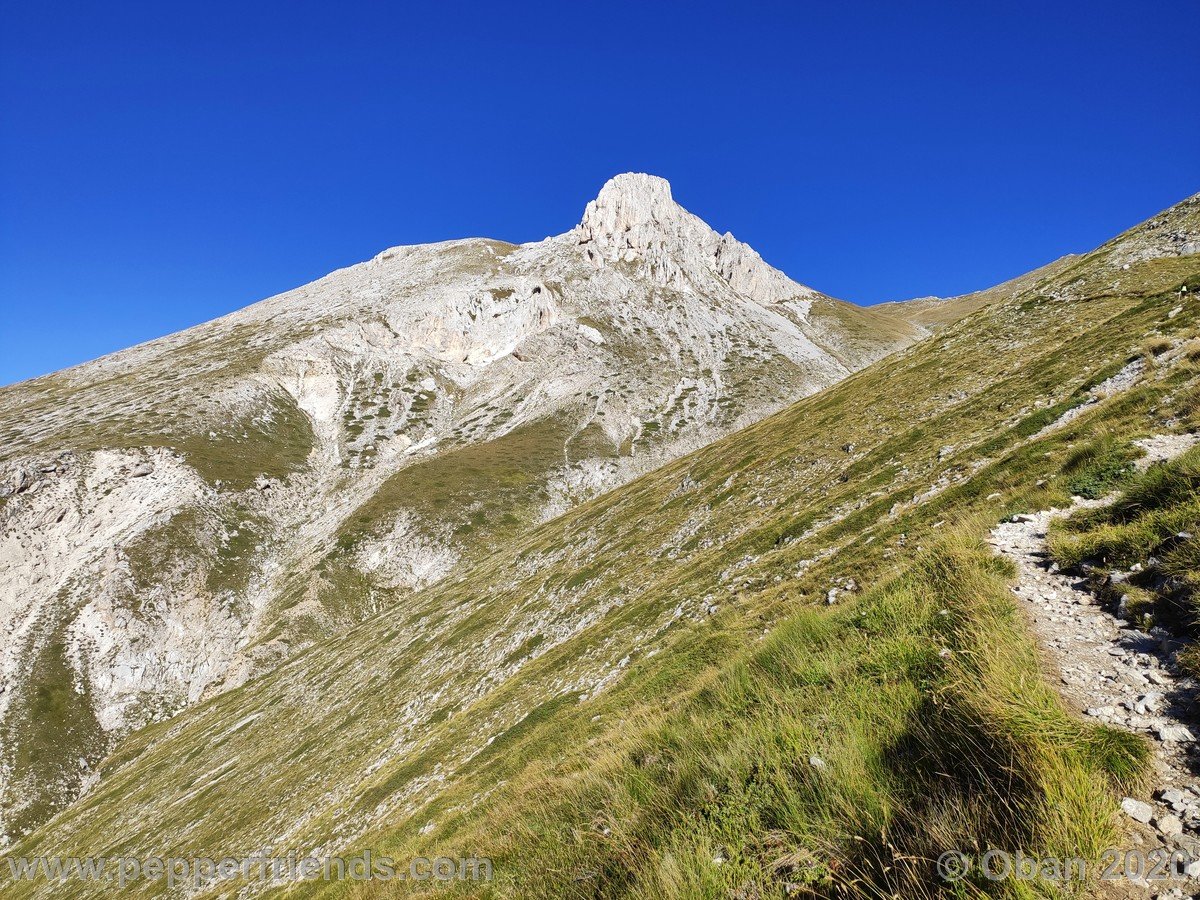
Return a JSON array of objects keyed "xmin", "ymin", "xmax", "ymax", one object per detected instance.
[
  {"xmin": 0, "ymin": 172, "xmax": 926, "ymax": 842},
  {"xmin": 3, "ymin": 181, "xmax": 1196, "ymax": 898},
  {"xmin": 5, "ymin": 1, "xmax": 1199, "ymax": 388},
  {"xmin": 5, "ymin": 173, "xmax": 1197, "ymax": 389}
]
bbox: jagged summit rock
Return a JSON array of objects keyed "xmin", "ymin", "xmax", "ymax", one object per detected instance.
[
  {"xmin": 576, "ymin": 173, "xmax": 679, "ymax": 245},
  {"xmin": 576, "ymin": 172, "xmax": 813, "ymax": 306}
]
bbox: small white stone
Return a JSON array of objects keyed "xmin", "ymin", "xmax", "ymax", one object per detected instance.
[
  {"xmin": 1156, "ymin": 813, "xmax": 1184, "ymax": 836},
  {"xmin": 1157, "ymin": 725, "xmax": 1196, "ymax": 743},
  {"xmin": 1122, "ymin": 797, "xmax": 1154, "ymax": 823}
]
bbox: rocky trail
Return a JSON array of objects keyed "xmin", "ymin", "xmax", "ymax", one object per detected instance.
[{"xmin": 988, "ymin": 437, "xmax": 1200, "ymax": 898}]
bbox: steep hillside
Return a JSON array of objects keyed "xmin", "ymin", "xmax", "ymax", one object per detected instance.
[
  {"xmin": 5, "ymin": 191, "xmax": 1197, "ymax": 898},
  {"xmin": 879, "ymin": 254, "xmax": 1080, "ymax": 331},
  {"xmin": 0, "ymin": 175, "xmax": 922, "ymax": 841}
]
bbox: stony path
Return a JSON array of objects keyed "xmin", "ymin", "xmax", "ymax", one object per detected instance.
[
  {"xmin": 984, "ymin": 432, "xmax": 1200, "ymax": 897},
  {"xmin": 989, "ymin": 489, "xmax": 1200, "ymax": 894}
]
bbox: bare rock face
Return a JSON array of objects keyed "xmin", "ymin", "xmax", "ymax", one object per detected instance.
[
  {"xmin": 1105, "ymin": 191, "xmax": 1200, "ymax": 266},
  {"xmin": 577, "ymin": 173, "xmax": 679, "ymax": 249},
  {"xmin": 576, "ymin": 173, "xmax": 812, "ymax": 308},
  {"xmin": 0, "ymin": 173, "xmax": 923, "ymax": 842}
]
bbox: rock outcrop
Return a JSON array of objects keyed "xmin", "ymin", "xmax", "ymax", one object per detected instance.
[{"xmin": 577, "ymin": 173, "xmax": 811, "ymax": 309}]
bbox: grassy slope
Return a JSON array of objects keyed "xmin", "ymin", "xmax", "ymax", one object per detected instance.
[
  {"xmin": 877, "ymin": 255, "xmax": 1080, "ymax": 332},
  {"xmin": 5, "ymin": 195, "xmax": 1200, "ymax": 898},
  {"xmin": 0, "ymin": 323, "xmax": 318, "ymax": 490},
  {"xmin": 804, "ymin": 296, "xmax": 924, "ymax": 368}
]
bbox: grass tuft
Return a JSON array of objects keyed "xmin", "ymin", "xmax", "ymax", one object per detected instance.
[{"xmin": 1060, "ymin": 434, "xmax": 1139, "ymax": 499}]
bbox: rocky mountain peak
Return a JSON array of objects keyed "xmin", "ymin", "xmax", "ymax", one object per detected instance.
[
  {"xmin": 577, "ymin": 173, "xmax": 681, "ymax": 240},
  {"xmin": 0, "ymin": 171, "xmax": 926, "ymax": 844},
  {"xmin": 575, "ymin": 172, "xmax": 815, "ymax": 307}
]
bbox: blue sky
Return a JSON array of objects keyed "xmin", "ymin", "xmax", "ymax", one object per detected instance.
[{"xmin": 1, "ymin": 0, "xmax": 1197, "ymax": 386}]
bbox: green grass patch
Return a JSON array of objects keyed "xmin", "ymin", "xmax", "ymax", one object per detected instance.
[
  {"xmin": 339, "ymin": 531, "xmax": 1146, "ymax": 899},
  {"xmin": 0, "ymin": 624, "xmax": 106, "ymax": 839},
  {"xmin": 1061, "ymin": 434, "xmax": 1140, "ymax": 499}
]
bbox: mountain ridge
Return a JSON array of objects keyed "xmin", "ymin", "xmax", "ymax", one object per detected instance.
[
  {"xmin": 0, "ymin": 174, "xmax": 922, "ymax": 842},
  {"xmin": 3, "ymin": 185, "xmax": 1196, "ymax": 898}
]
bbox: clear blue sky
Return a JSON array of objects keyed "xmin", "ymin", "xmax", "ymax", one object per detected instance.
[{"xmin": 2, "ymin": 1, "xmax": 1197, "ymax": 386}]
